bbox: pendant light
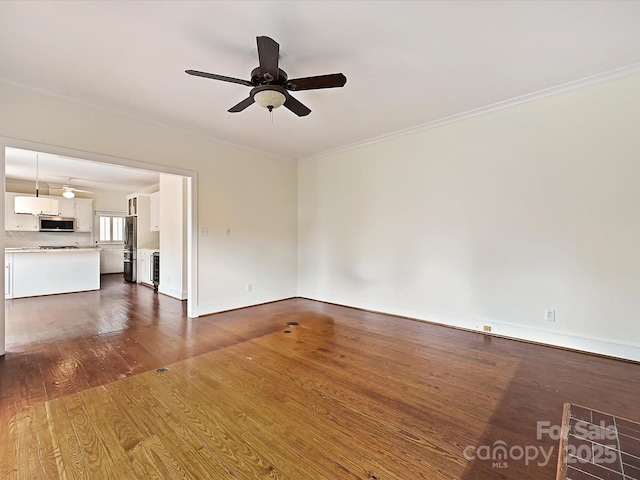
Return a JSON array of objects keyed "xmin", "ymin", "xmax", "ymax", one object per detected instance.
[{"xmin": 14, "ymin": 153, "xmax": 58, "ymax": 215}]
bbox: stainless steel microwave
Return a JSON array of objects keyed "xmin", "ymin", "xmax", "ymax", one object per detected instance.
[{"xmin": 39, "ymin": 216, "xmax": 76, "ymax": 232}]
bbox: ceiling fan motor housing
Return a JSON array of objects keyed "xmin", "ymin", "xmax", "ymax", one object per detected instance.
[{"xmin": 250, "ymin": 67, "xmax": 288, "ymax": 86}]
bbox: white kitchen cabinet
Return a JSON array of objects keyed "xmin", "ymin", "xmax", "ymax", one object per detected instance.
[
  {"xmin": 150, "ymin": 191, "xmax": 160, "ymax": 231},
  {"xmin": 137, "ymin": 250, "xmax": 146, "ymax": 284},
  {"xmin": 5, "ymin": 193, "xmax": 93, "ymax": 232},
  {"xmin": 74, "ymin": 198, "xmax": 93, "ymax": 232},
  {"xmin": 137, "ymin": 249, "xmax": 154, "ymax": 285},
  {"xmin": 5, "ymin": 194, "xmax": 38, "ymax": 231},
  {"xmin": 99, "ymin": 246, "xmax": 124, "ymax": 274},
  {"xmin": 136, "ymin": 249, "xmax": 159, "ymax": 286},
  {"xmin": 14, "ymin": 195, "xmax": 58, "ymax": 216},
  {"xmin": 57, "ymin": 198, "xmax": 75, "ymax": 217},
  {"xmin": 5, "ymin": 253, "xmax": 13, "ymax": 299},
  {"xmin": 127, "ymin": 195, "xmax": 138, "ymax": 216}
]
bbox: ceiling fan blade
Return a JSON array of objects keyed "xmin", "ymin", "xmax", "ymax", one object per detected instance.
[
  {"xmin": 228, "ymin": 96, "xmax": 255, "ymax": 113},
  {"xmin": 283, "ymin": 94, "xmax": 311, "ymax": 117},
  {"xmin": 256, "ymin": 36, "xmax": 279, "ymax": 81},
  {"xmin": 285, "ymin": 73, "xmax": 347, "ymax": 91},
  {"xmin": 185, "ymin": 70, "xmax": 252, "ymax": 87}
]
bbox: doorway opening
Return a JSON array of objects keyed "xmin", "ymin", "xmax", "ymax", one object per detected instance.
[{"xmin": 1, "ymin": 138, "xmax": 199, "ymax": 355}]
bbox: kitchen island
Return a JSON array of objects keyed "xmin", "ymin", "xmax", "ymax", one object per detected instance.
[{"xmin": 5, "ymin": 247, "xmax": 100, "ymax": 299}]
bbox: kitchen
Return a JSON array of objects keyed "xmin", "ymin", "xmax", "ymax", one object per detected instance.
[{"xmin": 4, "ymin": 147, "xmax": 187, "ymax": 302}]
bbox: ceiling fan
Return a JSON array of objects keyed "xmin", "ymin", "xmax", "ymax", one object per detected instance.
[
  {"xmin": 186, "ymin": 36, "xmax": 347, "ymax": 117},
  {"xmin": 49, "ymin": 180, "xmax": 94, "ymax": 199}
]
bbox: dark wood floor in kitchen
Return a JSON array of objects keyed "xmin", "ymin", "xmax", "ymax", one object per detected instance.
[{"xmin": 1, "ymin": 274, "xmax": 639, "ymax": 479}]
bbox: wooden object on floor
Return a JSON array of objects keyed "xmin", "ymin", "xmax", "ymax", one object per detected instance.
[
  {"xmin": 556, "ymin": 403, "xmax": 640, "ymax": 480},
  {"xmin": 1, "ymin": 274, "xmax": 640, "ymax": 479},
  {"xmin": 556, "ymin": 402, "xmax": 571, "ymax": 480}
]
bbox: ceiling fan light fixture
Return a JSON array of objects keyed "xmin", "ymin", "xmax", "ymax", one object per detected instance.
[
  {"xmin": 253, "ymin": 88, "xmax": 286, "ymax": 111},
  {"xmin": 62, "ymin": 190, "xmax": 75, "ymax": 199}
]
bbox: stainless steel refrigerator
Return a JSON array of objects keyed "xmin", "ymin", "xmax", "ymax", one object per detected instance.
[{"xmin": 124, "ymin": 216, "xmax": 137, "ymax": 282}]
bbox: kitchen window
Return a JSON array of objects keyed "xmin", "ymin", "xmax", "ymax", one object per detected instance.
[{"xmin": 98, "ymin": 214, "xmax": 124, "ymax": 243}]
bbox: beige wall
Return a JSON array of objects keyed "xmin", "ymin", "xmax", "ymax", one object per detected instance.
[
  {"xmin": 298, "ymin": 75, "xmax": 640, "ymax": 361},
  {"xmin": 158, "ymin": 173, "xmax": 187, "ymax": 300}
]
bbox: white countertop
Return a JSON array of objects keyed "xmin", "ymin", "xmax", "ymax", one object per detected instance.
[{"xmin": 6, "ymin": 247, "xmax": 101, "ymax": 253}]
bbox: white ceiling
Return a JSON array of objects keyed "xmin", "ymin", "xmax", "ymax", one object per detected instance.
[
  {"xmin": 2, "ymin": 0, "xmax": 640, "ymax": 184},
  {"xmin": 5, "ymin": 148, "xmax": 159, "ymax": 194}
]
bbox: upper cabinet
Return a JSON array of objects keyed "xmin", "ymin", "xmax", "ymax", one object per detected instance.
[
  {"xmin": 127, "ymin": 195, "xmax": 138, "ymax": 216},
  {"xmin": 5, "ymin": 193, "xmax": 93, "ymax": 233},
  {"xmin": 14, "ymin": 195, "xmax": 58, "ymax": 216},
  {"xmin": 57, "ymin": 198, "xmax": 75, "ymax": 217},
  {"xmin": 5, "ymin": 194, "xmax": 38, "ymax": 231},
  {"xmin": 150, "ymin": 191, "xmax": 160, "ymax": 231},
  {"xmin": 74, "ymin": 198, "xmax": 93, "ymax": 232}
]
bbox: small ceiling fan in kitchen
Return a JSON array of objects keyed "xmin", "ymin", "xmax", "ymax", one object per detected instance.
[
  {"xmin": 186, "ymin": 35, "xmax": 347, "ymax": 116},
  {"xmin": 48, "ymin": 179, "xmax": 93, "ymax": 199}
]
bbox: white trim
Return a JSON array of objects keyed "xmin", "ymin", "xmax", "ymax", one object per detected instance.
[
  {"xmin": 186, "ymin": 175, "xmax": 197, "ymax": 318},
  {"xmin": 158, "ymin": 285, "xmax": 187, "ymax": 301},
  {"xmin": 0, "ymin": 143, "xmax": 5, "ymax": 355},
  {"xmin": 2, "ymin": 135, "xmax": 192, "ymax": 178},
  {"xmin": 198, "ymin": 289, "xmax": 298, "ymax": 317},
  {"xmin": 297, "ymin": 289, "xmax": 640, "ymax": 363},
  {"xmin": 94, "ymin": 209, "xmax": 127, "ymax": 216},
  {"xmin": 101, "ymin": 267, "xmax": 124, "ymax": 274},
  {"xmin": 300, "ymin": 62, "xmax": 640, "ymax": 163}
]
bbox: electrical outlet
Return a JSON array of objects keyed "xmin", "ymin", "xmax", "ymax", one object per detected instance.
[
  {"xmin": 483, "ymin": 325, "xmax": 491, "ymax": 332},
  {"xmin": 545, "ymin": 309, "xmax": 555, "ymax": 322}
]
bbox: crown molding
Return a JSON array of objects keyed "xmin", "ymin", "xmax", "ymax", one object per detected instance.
[{"xmin": 300, "ymin": 62, "xmax": 640, "ymax": 163}]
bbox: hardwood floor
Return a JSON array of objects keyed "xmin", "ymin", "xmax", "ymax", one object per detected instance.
[{"xmin": 1, "ymin": 274, "xmax": 639, "ymax": 479}]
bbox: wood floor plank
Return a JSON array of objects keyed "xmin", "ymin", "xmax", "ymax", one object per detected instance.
[
  {"xmin": 61, "ymin": 393, "xmax": 119, "ymax": 479},
  {"xmin": 107, "ymin": 376, "xmax": 240, "ymax": 479},
  {"xmin": 0, "ymin": 410, "xmax": 18, "ymax": 478},
  {"xmin": 32, "ymin": 401, "xmax": 59, "ymax": 479},
  {"xmin": 76, "ymin": 387, "xmax": 139, "ymax": 480},
  {"xmin": 13, "ymin": 406, "xmax": 45, "ymax": 479},
  {"xmin": 45, "ymin": 397, "xmax": 90, "ymax": 480}
]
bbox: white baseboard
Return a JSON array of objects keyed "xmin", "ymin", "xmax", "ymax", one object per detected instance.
[
  {"xmin": 100, "ymin": 267, "xmax": 124, "ymax": 274},
  {"xmin": 197, "ymin": 289, "xmax": 298, "ymax": 317},
  {"xmin": 158, "ymin": 285, "xmax": 186, "ymax": 300},
  {"xmin": 297, "ymin": 289, "xmax": 640, "ymax": 363}
]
